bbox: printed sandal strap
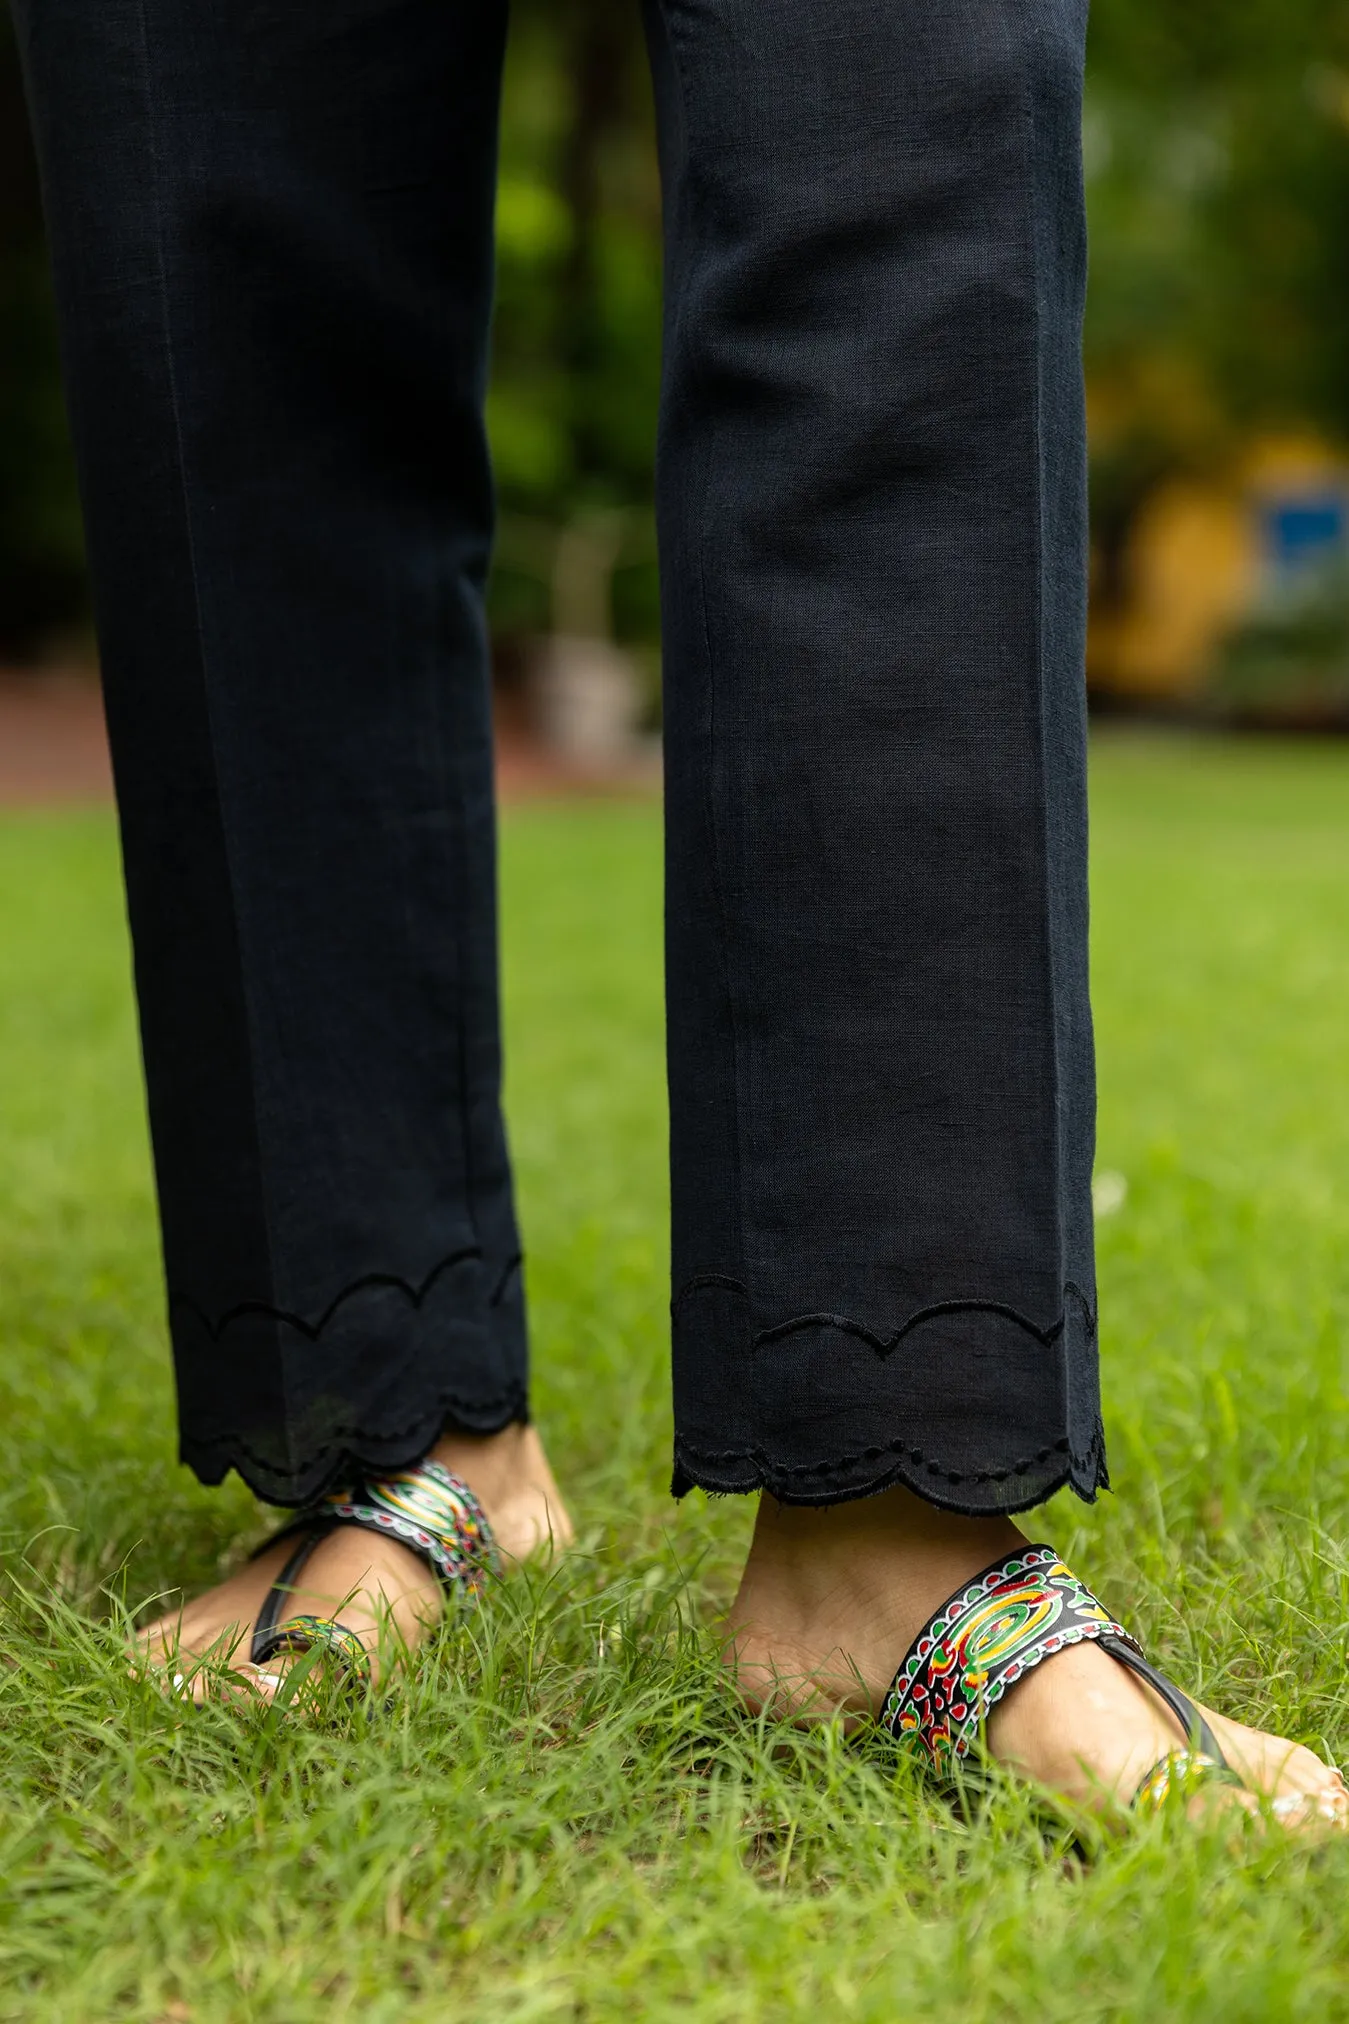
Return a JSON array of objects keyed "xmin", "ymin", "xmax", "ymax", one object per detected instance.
[
  {"xmin": 879, "ymin": 1542, "xmax": 1237, "ymax": 1806},
  {"xmin": 249, "ymin": 1459, "xmax": 496, "ymax": 1671},
  {"xmin": 311, "ymin": 1459, "xmax": 499, "ymax": 1596}
]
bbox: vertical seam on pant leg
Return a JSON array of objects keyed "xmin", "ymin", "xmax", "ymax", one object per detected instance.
[
  {"xmin": 651, "ymin": 0, "xmax": 750, "ymax": 1309},
  {"xmin": 438, "ymin": 159, "xmax": 502, "ymax": 1264},
  {"xmin": 1004, "ymin": 0, "xmax": 1069, "ymax": 1332},
  {"xmin": 695, "ymin": 420, "xmax": 749, "ymax": 1300},
  {"xmin": 437, "ymin": 512, "xmax": 483, "ymax": 1258},
  {"xmin": 451, "ymin": 18, "xmax": 512, "ymax": 1273},
  {"xmin": 131, "ymin": 0, "xmax": 283, "ymax": 1437}
]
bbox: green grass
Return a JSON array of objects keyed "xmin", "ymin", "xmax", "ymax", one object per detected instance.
[{"xmin": 2, "ymin": 731, "xmax": 1349, "ymax": 2021}]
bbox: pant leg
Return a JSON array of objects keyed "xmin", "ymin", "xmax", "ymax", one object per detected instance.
[
  {"xmin": 13, "ymin": 0, "xmax": 522, "ymax": 1505},
  {"xmin": 647, "ymin": 0, "xmax": 1102, "ymax": 1514}
]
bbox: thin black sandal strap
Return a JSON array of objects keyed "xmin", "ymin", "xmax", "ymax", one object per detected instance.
[
  {"xmin": 1097, "ymin": 1635, "xmax": 1228, "ymax": 1768},
  {"xmin": 250, "ymin": 1527, "xmax": 371, "ymax": 1687},
  {"xmin": 1099, "ymin": 1640, "xmax": 1245, "ymax": 1814},
  {"xmin": 250, "ymin": 1531, "xmax": 327, "ymax": 1662}
]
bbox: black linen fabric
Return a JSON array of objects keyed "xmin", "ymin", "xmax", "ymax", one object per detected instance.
[
  {"xmin": 650, "ymin": 0, "xmax": 1102, "ymax": 1512},
  {"xmin": 13, "ymin": 0, "xmax": 1104, "ymax": 1515}
]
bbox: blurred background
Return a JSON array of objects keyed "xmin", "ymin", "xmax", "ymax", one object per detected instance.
[{"xmin": 3, "ymin": 0, "xmax": 1349, "ymax": 799}]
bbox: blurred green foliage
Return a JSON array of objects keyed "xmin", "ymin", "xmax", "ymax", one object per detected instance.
[
  {"xmin": 3, "ymin": 1, "xmax": 1349, "ymax": 663},
  {"xmin": 1084, "ymin": 0, "xmax": 1349, "ymax": 591},
  {"xmin": 486, "ymin": 3, "xmax": 661, "ymax": 650}
]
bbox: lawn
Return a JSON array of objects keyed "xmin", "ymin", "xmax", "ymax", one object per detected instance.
[{"xmin": 2, "ymin": 731, "xmax": 1349, "ymax": 2021}]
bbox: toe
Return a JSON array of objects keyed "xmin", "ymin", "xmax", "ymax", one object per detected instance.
[
  {"xmin": 1194, "ymin": 1707, "xmax": 1348, "ymax": 1833},
  {"xmin": 232, "ymin": 1662, "xmax": 282, "ymax": 1703},
  {"xmin": 1204, "ymin": 1709, "xmax": 1341, "ymax": 1799}
]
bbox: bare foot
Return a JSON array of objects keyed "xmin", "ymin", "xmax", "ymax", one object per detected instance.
[
  {"xmin": 727, "ymin": 1487, "xmax": 1347, "ymax": 1833},
  {"xmin": 138, "ymin": 1423, "xmax": 573, "ymax": 1701}
]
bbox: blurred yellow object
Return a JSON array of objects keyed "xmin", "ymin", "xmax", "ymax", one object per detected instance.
[{"xmin": 1088, "ymin": 436, "xmax": 1349, "ymax": 701}]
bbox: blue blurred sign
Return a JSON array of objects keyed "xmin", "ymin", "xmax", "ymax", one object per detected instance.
[{"xmin": 1260, "ymin": 491, "xmax": 1347, "ymax": 583}]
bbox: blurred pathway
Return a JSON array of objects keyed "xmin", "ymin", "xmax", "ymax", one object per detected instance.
[
  {"xmin": 0, "ymin": 670, "xmax": 658, "ymax": 808},
  {"xmin": 0, "ymin": 671, "xmax": 113, "ymax": 805}
]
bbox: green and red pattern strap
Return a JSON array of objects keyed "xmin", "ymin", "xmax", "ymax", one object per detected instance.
[
  {"xmin": 879, "ymin": 1541, "xmax": 1242, "ymax": 1813},
  {"xmin": 880, "ymin": 1544, "xmax": 1138, "ymax": 1774},
  {"xmin": 315, "ymin": 1459, "xmax": 497, "ymax": 1598}
]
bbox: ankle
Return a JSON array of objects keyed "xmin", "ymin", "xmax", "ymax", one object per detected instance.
[
  {"xmin": 728, "ymin": 1487, "xmax": 1025, "ymax": 1709},
  {"xmin": 739, "ymin": 1486, "xmax": 1023, "ymax": 1627},
  {"xmin": 429, "ymin": 1421, "xmax": 572, "ymax": 1563},
  {"xmin": 431, "ymin": 1421, "xmax": 534, "ymax": 1505}
]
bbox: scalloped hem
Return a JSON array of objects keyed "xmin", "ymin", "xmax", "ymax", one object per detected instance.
[
  {"xmin": 671, "ymin": 1418, "xmax": 1109, "ymax": 1518},
  {"xmin": 180, "ymin": 1380, "xmax": 529, "ymax": 1509}
]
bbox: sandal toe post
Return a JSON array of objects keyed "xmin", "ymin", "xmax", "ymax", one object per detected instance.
[
  {"xmin": 878, "ymin": 1543, "xmax": 1240, "ymax": 1812},
  {"xmin": 250, "ymin": 1613, "xmax": 373, "ymax": 1693},
  {"xmin": 1131, "ymin": 1748, "xmax": 1241, "ymax": 1815}
]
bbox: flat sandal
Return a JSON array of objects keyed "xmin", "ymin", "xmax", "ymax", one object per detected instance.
[
  {"xmin": 246, "ymin": 1458, "xmax": 498, "ymax": 1694},
  {"xmin": 879, "ymin": 1542, "xmax": 1244, "ymax": 1816}
]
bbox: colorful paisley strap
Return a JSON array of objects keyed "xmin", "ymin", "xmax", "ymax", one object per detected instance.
[
  {"xmin": 312, "ymin": 1458, "xmax": 498, "ymax": 1597},
  {"xmin": 880, "ymin": 1543, "xmax": 1139, "ymax": 1777}
]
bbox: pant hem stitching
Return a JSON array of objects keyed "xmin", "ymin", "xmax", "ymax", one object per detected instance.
[
  {"xmin": 180, "ymin": 1380, "xmax": 529, "ymax": 1507},
  {"xmin": 672, "ymin": 1418, "xmax": 1108, "ymax": 1515},
  {"xmin": 671, "ymin": 1278, "xmax": 1098, "ymax": 1350},
  {"xmin": 170, "ymin": 1247, "xmax": 523, "ymax": 1343}
]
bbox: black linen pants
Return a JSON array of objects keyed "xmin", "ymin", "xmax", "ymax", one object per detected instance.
[{"xmin": 13, "ymin": 0, "xmax": 1103, "ymax": 1517}]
